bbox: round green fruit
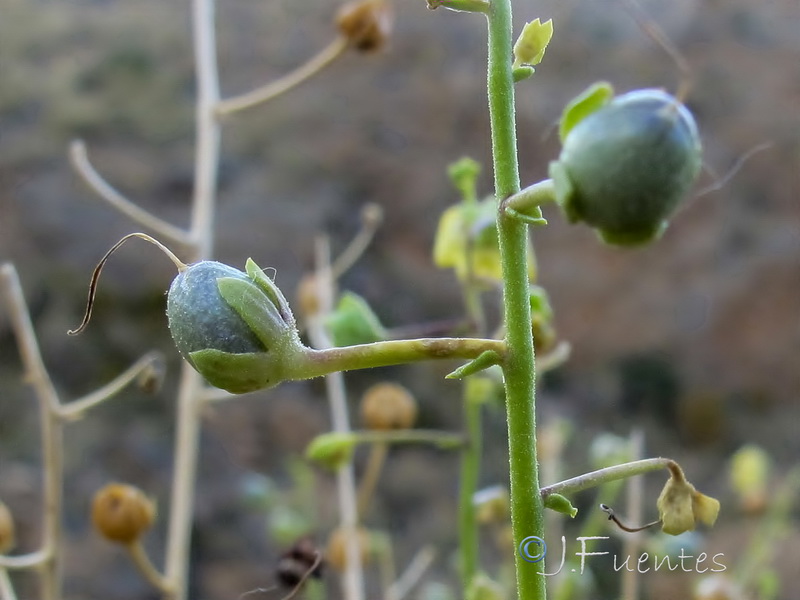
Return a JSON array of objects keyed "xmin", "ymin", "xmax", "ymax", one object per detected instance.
[
  {"xmin": 166, "ymin": 261, "xmax": 266, "ymax": 365},
  {"xmin": 550, "ymin": 89, "xmax": 702, "ymax": 246}
]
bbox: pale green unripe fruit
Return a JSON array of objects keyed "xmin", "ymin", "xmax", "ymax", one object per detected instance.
[
  {"xmin": 167, "ymin": 261, "xmax": 266, "ymax": 362},
  {"xmin": 166, "ymin": 259, "xmax": 303, "ymax": 394},
  {"xmin": 550, "ymin": 89, "xmax": 702, "ymax": 246}
]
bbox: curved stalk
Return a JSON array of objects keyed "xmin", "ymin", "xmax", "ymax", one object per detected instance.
[
  {"xmin": 298, "ymin": 337, "xmax": 506, "ymax": 378},
  {"xmin": 164, "ymin": 0, "xmax": 222, "ymax": 596}
]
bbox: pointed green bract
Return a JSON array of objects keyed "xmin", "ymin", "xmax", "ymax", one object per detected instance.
[
  {"xmin": 446, "ymin": 350, "xmax": 503, "ymax": 380},
  {"xmin": 543, "ymin": 493, "xmax": 578, "ymax": 518}
]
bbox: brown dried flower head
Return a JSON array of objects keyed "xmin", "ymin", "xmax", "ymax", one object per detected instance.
[
  {"xmin": 360, "ymin": 382, "xmax": 418, "ymax": 430},
  {"xmin": 336, "ymin": 0, "xmax": 393, "ymax": 53},
  {"xmin": 0, "ymin": 500, "xmax": 16, "ymax": 554},
  {"xmin": 91, "ymin": 483, "xmax": 155, "ymax": 545}
]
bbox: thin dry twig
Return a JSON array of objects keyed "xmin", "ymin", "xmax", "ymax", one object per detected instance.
[
  {"xmin": 59, "ymin": 352, "xmax": 165, "ymax": 420},
  {"xmin": 0, "ymin": 569, "xmax": 18, "ymax": 600},
  {"xmin": 385, "ymin": 546, "xmax": 437, "ymax": 600},
  {"xmin": 308, "ymin": 237, "xmax": 364, "ymax": 600},
  {"xmin": 0, "ymin": 264, "xmax": 62, "ymax": 600},
  {"xmin": 126, "ymin": 541, "xmax": 174, "ymax": 596},
  {"xmin": 216, "ymin": 37, "xmax": 348, "ymax": 116},
  {"xmin": 69, "ymin": 140, "xmax": 191, "ymax": 247}
]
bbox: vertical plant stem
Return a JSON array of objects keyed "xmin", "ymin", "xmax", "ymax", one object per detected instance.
[
  {"xmin": 621, "ymin": 430, "xmax": 644, "ymax": 600},
  {"xmin": 485, "ymin": 1, "xmax": 546, "ymax": 599},
  {"xmin": 0, "ymin": 265, "xmax": 63, "ymax": 600},
  {"xmin": 458, "ymin": 381, "xmax": 483, "ymax": 587},
  {"xmin": 164, "ymin": 0, "xmax": 221, "ymax": 597},
  {"xmin": 310, "ymin": 238, "xmax": 365, "ymax": 600}
]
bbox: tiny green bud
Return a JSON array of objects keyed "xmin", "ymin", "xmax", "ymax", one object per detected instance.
[
  {"xmin": 306, "ymin": 432, "xmax": 357, "ymax": 470},
  {"xmin": 550, "ymin": 89, "xmax": 702, "ymax": 246},
  {"xmin": 513, "ymin": 18, "xmax": 554, "ymax": 70}
]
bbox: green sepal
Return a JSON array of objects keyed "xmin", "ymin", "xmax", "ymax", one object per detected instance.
[
  {"xmin": 548, "ymin": 160, "xmax": 578, "ymax": 221},
  {"xmin": 544, "ymin": 493, "xmax": 578, "ymax": 518},
  {"xmin": 324, "ymin": 291, "xmax": 387, "ymax": 347},
  {"xmin": 306, "ymin": 432, "xmax": 357, "ymax": 470},
  {"xmin": 558, "ymin": 81, "xmax": 614, "ymax": 143},
  {"xmin": 217, "ymin": 277, "xmax": 288, "ymax": 350},
  {"xmin": 188, "ymin": 349, "xmax": 280, "ymax": 393},
  {"xmin": 446, "ymin": 350, "xmax": 503, "ymax": 379},
  {"xmin": 513, "ymin": 66, "xmax": 535, "ymax": 83},
  {"xmin": 245, "ymin": 258, "xmax": 296, "ymax": 327}
]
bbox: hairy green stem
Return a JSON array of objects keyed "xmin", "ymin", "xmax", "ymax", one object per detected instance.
[
  {"xmin": 485, "ymin": 0, "xmax": 545, "ymax": 598},
  {"xmin": 458, "ymin": 381, "xmax": 483, "ymax": 587},
  {"xmin": 541, "ymin": 458, "xmax": 679, "ymax": 499},
  {"xmin": 299, "ymin": 338, "xmax": 505, "ymax": 378}
]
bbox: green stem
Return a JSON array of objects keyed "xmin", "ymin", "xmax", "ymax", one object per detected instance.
[
  {"xmin": 485, "ymin": 0, "xmax": 545, "ymax": 598},
  {"xmin": 351, "ymin": 430, "xmax": 464, "ymax": 448},
  {"xmin": 503, "ymin": 178, "xmax": 556, "ymax": 224},
  {"xmin": 298, "ymin": 337, "xmax": 505, "ymax": 378},
  {"xmin": 541, "ymin": 458, "xmax": 680, "ymax": 499},
  {"xmin": 458, "ymin": 381, "xmax": 483, "ymax": 588}
]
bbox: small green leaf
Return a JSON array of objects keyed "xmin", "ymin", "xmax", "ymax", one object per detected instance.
[
  {"xmin": 544, "ymin": 493, "xmax": 578, "ymax": 517},
  {"xmin": 558, "ymin": 81, "xmax": 614, "ymax": 143},
  {"xmin": 446, "ymin": 350, "xmax": 503, "ymax": 380},
  {"xmin": 513, "ymin": 18, "xmax": 554, "ymax": 68},
  {"xmin": 324, "ymin": 292, "xmax": 387, "ymax": 347},
  {"xmin": 306, "ymin": 432, "xmax": 357, "ymax": 470}
]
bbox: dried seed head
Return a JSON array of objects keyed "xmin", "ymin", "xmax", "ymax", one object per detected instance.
[
  {"xmin": 336, "ymin": 0, "xmax": 392, "ymax": 53},
  {"xmin": 325, "ymin": 526, "xmax": 371, "ymax": 572},
  {"xmin": 360, "ymin": 382, "xmax": 418, "ymax": 430},
  {"xmin": 91, "ymin": 483, "xmax": 155, "ymax": 545},
  {"xmin": 0, "ymin": 500, "xmax": 16, "ymax": 554}
]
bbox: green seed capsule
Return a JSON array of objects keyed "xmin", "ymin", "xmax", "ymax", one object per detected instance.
[
  {"xmin": 550, "ymin": 89, "xmax": 702, "ymax": 246},
  {"xmin": 166, "ymin": 259, "xmax": 303, "ymax": 393},
  {"xmin": 167, "ymin": 261, "xmax": 267, "ymax": 362}
]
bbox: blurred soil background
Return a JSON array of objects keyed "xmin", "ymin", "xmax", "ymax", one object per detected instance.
[{"xmin": 0, "ymin": 0, "xmax": 798, "ymax": 598}]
